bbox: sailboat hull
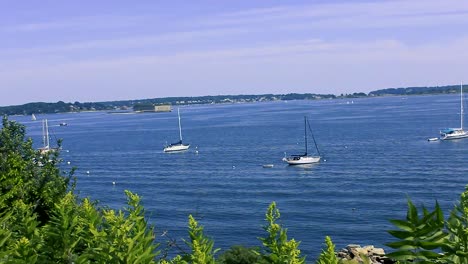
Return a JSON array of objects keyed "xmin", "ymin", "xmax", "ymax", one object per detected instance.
[
  {"xmin": 283, "ymin": 156, "xmax": 321, "ymax": 165},
  {"xmin": 441, "ymin": 130, "xmax": 468, "ymax": 140},
  {"xmin": 38, "ymin": 146, "xmax": 59, "ymax": 154},
  {"xmin": 164, "ymin": 144, "xmax": 190, "ymax": 152}
]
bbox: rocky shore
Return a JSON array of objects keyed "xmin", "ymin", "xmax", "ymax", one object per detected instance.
[{"xmin": 336, "ymin": 244, "xmax": 395, "ymax": 264}]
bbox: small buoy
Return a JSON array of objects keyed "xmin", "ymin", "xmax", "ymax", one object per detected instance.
[
  {"xmin": 232, "ymin": 165, "xmax": 236, "ymax": 169},
  {"xmin": 86, "ymin": 171, "xmax": 90, "ymax": 174},
  {"xmin": 112, "ymin": 181, "xmax": 116, "ymax": 185},
  {"xmin": 67, "ymin": 161, "xmax": 71, "ymax": 165},
  {"xmin": 66, "ymin": 150, "xmax": 70, "ymax": 153},
  {"xmin": 195, "ymin": 150, "xmax": 199, "ymax": 154}
]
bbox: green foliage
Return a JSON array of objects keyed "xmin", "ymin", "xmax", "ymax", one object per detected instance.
[
  {"xmin": 41, "ymin": 192, "xmax": 85, "ymax": 263},
  {"xmin": 0, "ymin": 116, "xmax": 71, "ymax": 224},
  {"xmin": 257, "ymin": 202, "xmax": 306, "ymax": 264},
  {"xmin": 1, "ymin": 118, "xmax": 160, "ymax": 263},
  {"xmin": 386, "ymin": 199, "xmax": 447, "ymax": 263},
  {"xmin": 70, "ymin": 191, "xmax": 159, "ymax": 263},
  {"xmin": 182, "ymin": 215, "xmax": 218, "ymax": 264},
  {"xmin": 386, "ymin": 187, "xmax": 468, "ymax": 263},
  {"xmin": 442, "ymin": 186, "xmax": 468, "ymax": 263},
  {"xmin": 217, "ymin": 245, "xmax": 261, "ymax": 264},
  {"xmin": 316, "ymin": 236, "xmax": 338, "ymax": 264}
]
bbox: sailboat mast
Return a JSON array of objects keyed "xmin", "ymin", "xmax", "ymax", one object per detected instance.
[
  {"xmin": 304, "ymin": 116, "xmax": 308, "ymax": 155},
  {"xmin": 461, "ymin": 82, "xmax": 464, "ymax": 130},
  {"xmin": 178, "ymin": 108, "xmax": 183, "ymax": 142},
  {"xmin": 45, "ymin": 119, "xmax": 50, "ymax": 148},
  {"xmin": 42, "ymin": 120, "xmax": 46, "ymax": 147}
]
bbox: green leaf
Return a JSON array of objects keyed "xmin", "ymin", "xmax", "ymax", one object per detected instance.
[{"xmin": 389, "ymin": 219, "xmax": 414, "ymax": 232}]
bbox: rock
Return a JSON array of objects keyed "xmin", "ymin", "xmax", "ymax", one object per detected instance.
[
  {"xmin": 346, "ymin": 244, "xmax": 361, "ymax": 250},
  {"xmin": 363, "ymin": 245, "xmax": 374, "ymax": 252},
  {"xmin": 371, "ymin": 248, "xmax": 386, "ymax": 256},
  {"xmin": 335, "ymin": 244, "xmax": 395, "ymax": 264}
]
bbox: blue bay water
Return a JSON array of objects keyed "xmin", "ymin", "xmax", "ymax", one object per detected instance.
[{"xmin": 12, "ymin": 94, "xmax": 468, "ymax": 259}]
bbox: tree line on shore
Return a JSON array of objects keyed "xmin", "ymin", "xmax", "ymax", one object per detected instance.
[
  {"xmin": 1, "ymin": 84, "xmax": 465, "ymax": 116},
  {"xmin": 2, "ymin": 116, "xmax": 468, "ymax": 263}
]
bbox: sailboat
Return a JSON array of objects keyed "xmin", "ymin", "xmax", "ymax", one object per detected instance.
[
  {"xmin": 440, "ymin": 82, "xmax": 468, "ymax": 140},
  {"xmin": 282, "ymin": 117, "xmax": 321, "ymax": 165},
  {"xmin": 31, "ymin": 114, "xmax": 37, "ymax": 121},
  {"xmin": 38, "ymin": 119, "xmax": 58, "ymax": 153},
  {"xmin": 163, "ymin": 108, "xmax": 190, "ymax": 152}
]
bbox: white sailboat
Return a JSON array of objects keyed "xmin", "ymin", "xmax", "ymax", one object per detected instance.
[
  {"xmin": 283, "ymin": 117, "xmax": 321, "ymax": 165},
  {"xmin": 163, "ymin": 108, "xmax": 190, "ymax": 152},
  {"xmin": 440, "ymin": 82, "xmax": 468, "ymax": 140},
  {"xmin": 31, "ymin": 114, "xmax": 37, "ymax": 121},
  {"xmin": 38, "ymin": 119, "xmax": 57, "ymax": 153}
]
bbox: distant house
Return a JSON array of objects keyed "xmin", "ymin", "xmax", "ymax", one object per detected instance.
[
  {"xmin": 154, "ymin": 105, "xmax": 171, "ymax": 112},
  {"xmin": 133, "ymin": 103, "xmax": 171, "ymax": 112}
]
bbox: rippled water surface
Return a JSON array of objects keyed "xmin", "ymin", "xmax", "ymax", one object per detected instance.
[{"xmin": 13, "ymin": 94, "xmax": 468, "ymax": 259}]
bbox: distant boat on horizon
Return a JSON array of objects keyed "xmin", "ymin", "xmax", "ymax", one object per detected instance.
[
  {"xmin": 163, "ymin": 108, "xmax": 190, "ymax": 152},
  {"xmin": 31, "ymin": 114, "xmax": 36, "ymax": 121}
]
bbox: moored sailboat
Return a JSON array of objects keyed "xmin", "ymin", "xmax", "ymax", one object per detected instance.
[
  {"xmin": 283, "ymin": 117, "xmax": 321, "ymax": 165},
  {"xmin": 164, "ymin": 108, "xmax": 190, "ymax": 152},
  {"xmin": 38, "ymin": 119, "xmax": 59, "ymax": 153},
  {"xmin": 440, "ymin": 82, "xmax": 468, "ymax": 140}
]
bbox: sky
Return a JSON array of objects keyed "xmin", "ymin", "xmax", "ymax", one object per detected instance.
[{"xmin": 1, "ymin": 0, "xmax": 468, "ymax": 106}]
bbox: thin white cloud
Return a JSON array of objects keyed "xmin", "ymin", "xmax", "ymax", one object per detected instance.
[
  {"xmin": 3, "ymin": 36, "xmax": 468, "ymax": 76},
  {"xmin": 198, "ymin": 0, "xmax": 468, "ymax": 29},
  {"xmin": 0, "ymin": 27, "xmax": 250, "ymax": 59},
  {"xmin": 1, "ymin": 14, "xmax": 150, "ymax": 32}
]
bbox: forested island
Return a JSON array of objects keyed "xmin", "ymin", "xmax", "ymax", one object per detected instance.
[{"xmin": 0, "ymin": 84, "xmax": 463, "ymax": 116}]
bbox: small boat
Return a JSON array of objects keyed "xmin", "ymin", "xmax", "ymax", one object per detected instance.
[
  {"xmin": 440, "ymin": 82, "xmax": 468, "ymax": 140},
  {"xmin": 31, "ymin": 114, "xmax": 37, "ymax": 121},
  {"xmin": 283, "ymin": 116, "xmax": 321, "ymax": 165},
  {"xmin": 59, "ymin": 122, "xmax": 68, "ymax": 126},
  {"xmin": 262, "ymin": 164, "xmax": 274, "ymax": 168},
  {"xmin": 164, "ymin": 108, "xmax": 190, "ymax": 152},
  {"xmin": 427, "ymin": 137, "xmax": 439, "ymax": 142}
]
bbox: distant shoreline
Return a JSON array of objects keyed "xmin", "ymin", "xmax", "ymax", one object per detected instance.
[{"xmin": 0, "ymin": 84, "xmax": 465, "ymax": 116}]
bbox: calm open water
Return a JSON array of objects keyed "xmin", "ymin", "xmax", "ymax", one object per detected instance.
[{"xmin": 12, "ymin": 94, "xmax": 468, "ymax": 259}]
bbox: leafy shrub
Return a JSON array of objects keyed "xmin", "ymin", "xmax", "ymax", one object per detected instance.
[{"xmin": 217, "ymin": 245, "xmax": 261, "ymax": 264}]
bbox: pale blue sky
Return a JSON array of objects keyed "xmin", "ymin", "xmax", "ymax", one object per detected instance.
[{"xmin": 1, "ymin": 0, "xmax": 468, "ymax": 106}]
